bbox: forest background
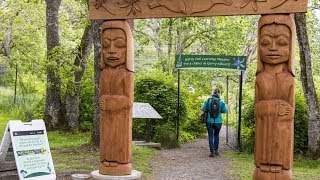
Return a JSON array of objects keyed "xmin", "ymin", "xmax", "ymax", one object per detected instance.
[{"xmin": 0, "ymin": 0, "xmax": 320, "ymax": 163}]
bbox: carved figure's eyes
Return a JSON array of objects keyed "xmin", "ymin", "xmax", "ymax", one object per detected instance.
[
  {"xmin": 103, "ymin": 40, "xmax": 110, "ymax": 48},
  {"xmin": 277, "ymin": 38, "xmax": 289, "ymax": 46},
  {"xmin": 260, "ymin": 38, "xmax": 271, "ymax": 46},
  {"xmin": 114, "ymin": 39, "xmax": 126, "ymax": 47}
]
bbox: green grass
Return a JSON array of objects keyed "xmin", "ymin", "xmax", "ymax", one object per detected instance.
[
  {"xmin": 0, "ymin": 87, "xmax": 16, "ymax": 137},
  {"xmin": 35, "ymin": 130, "xmax": 158, "ymax": 175},
  {"xmin": 48, "ymin": 131, "xmax": 91, "ymax": 149},
  {"xmin": 292, "ymin": 157, "xmax": 320, "ymax": 179},
  {"xmin": 226, "ymin": 152, "xmax": 255, "ymax": 179},
  {"xmin": 52, "ymin": 147, "xmax": 99, "ymax": 171},
  {"xmin": 132, "ymin": 145, "xmax": 158, "ymax": 173},
  {"xmin": 226, "ymin": 151, "xmax": 320, "ymax": 180},
  {"xmin": 48, "ymin": 131, "xmax": 158, "ymax": 174},
  {"xmin": 0, "ymin": 117, "xmax": 9, "ymax": 138}
]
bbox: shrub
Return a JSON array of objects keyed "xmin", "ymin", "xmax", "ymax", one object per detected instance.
[
  {"xmin": 240, "ymin": 88, "xmax": 255, "ymax": 153},
  {"xmin": 134, "ymin": 71, "xmax": 187, "ymax": 148},
  {"xmin": 78, "ymin": 66, "xmax": 94, "ymax": 132},
  {"xmin": 153, "ymin": 122, "xmax": 179, "ymax": 148},
  {"xmin": 294, "ymin": 92, "xmax": 308, "ymax": 154},
  {"xmin": 181, "ymin": 91, "xmax": 207, "ymax": 141}
]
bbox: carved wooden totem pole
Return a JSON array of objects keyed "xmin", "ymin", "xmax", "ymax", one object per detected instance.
[
  {"xmin": 99, "ymin": 20, "xmax": 134, "ymax": 175},
  {"xmin": 254, "ymin": 14, "xmax": 295, "ymax": 180}
]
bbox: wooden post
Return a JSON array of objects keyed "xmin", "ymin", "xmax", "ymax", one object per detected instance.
[
  {"xmin": 98, "ymin": 20, "xmax": 134, "ymax": 175},
  {"xmin": 253, "ymin": 14, "xmax": 295, "ymax": 180}
]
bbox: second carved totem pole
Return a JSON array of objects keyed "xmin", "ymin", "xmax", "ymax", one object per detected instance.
[
  {"xmin": 88, "ymin": 0, "xmax": 306, "ymax": 178},
  {"xmin": 254, "ymin": 14, "xmax": 295, "ymax": 180}
]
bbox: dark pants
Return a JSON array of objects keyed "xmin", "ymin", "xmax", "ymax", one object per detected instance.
[{"xmin": 206, "ymin": 123, "xmax": 222, "ymax": 152}]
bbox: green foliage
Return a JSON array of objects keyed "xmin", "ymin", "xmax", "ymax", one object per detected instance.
[
  {"xmin": 240, "ymin": 87, "xmax": 255, "ymax": 153},
  {"xmin": 132, "ymin": 118, "xmax": 147, "ymax": 140},
  {"xmin": 294, "ymin": 92, "xmax": 309, "ymax": 154},
  {"xmin": 153, "ymin": 122, "xmax": 179, "ymax": 148},
  {"xmin": 181, "ymin": 90, "xmax": 207, "ymax": 141},
  {"xmin": 0, "ymin": 86, "xmax": 45, "ymax": 122},
  {"xmin": 134, "ymin": 71, "xmax": 186, "ymax": 148},
  {"xmin": 78, "ymin": 60, "xmax": 94, "ymax": 131},
  {"xmin": 0, "ymin": 68, "xmax": 15, "ymax": 86}
]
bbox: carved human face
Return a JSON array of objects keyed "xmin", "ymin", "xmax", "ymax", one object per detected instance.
[
  {"xmin": 259, "ymin": 24, "xmax": 290, "ymax": 65},
  {"xmin": 102, "ymin": 28, "xmax": 126, "ymax": 67}
]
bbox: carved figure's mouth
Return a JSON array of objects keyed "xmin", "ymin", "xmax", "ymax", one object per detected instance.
[
  {"xmin": 107, "ymin": 57, "xmax": 119, "ymax": 61},
  {"xmin": 266, "ymin": 55, "xmax": 280, "ymax": 59}
]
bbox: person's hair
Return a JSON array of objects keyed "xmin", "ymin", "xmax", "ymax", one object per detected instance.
[{"xmin": 213, "ymin": 88, "xmax": 220, "ymax": 94}]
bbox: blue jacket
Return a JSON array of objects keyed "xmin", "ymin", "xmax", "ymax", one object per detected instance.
[{"xmin": 201, "ymin": 94, "xmax": 227, "ymax": 124}]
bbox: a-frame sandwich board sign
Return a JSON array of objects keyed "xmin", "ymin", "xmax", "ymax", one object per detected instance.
[{"xmin": 0, "ymin": 120, "xmax": 56, "ymax": 180}]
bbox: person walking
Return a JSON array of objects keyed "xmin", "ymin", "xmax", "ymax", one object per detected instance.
[{"xmin": 201, "ymin": 88, "xmax": 227, "ymax": 157}]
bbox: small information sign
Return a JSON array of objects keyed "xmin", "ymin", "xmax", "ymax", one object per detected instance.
[
  {"xmin": 175, "ymin": 54, "xmax": 247, "ymax": 71},
  {"xmin": 0, "ymin": 120, "xmax": 56, "ymax": 180},
  {"xmin": 133, "ymin": 103, "xmax": 162, "ymax": 119}
]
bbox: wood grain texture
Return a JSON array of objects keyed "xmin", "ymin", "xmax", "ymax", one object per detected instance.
[
  {"xmin": 99, "ymin": 20, "xmax": 134, "ymax": 175},
  {"xmin": 253, "ymin": 14, "xmax": 295, "ymax": 180},
  {"xmin": 89, "ymin": 0, "xmax": 307, "ymax": 20}
]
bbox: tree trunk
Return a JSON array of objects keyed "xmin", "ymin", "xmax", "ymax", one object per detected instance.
[
  {"xmin": 64, "ymin": 24, "xmax": 93, "ymax": 130},
  {"xmin": 91, "ymin": 20, "xmax": 103, "ymax": 146},
  {"xmin": 1, "ymin": 10, "xmax": 20, "ymax": 76},
  {"xmin": 44, "ymin": 0, "xmax": 63, "ymax": 130},
  {"xmin": 0, "ymin": 20, "xmax": 13, "ymax": 76},
  {"xmin": 168, "ymin": 18, "xmax": 173, "ymax": 63},
  {"xmin": 294, "ymin": 13, "xmax": 320, "ymax": 159},
  {"xmin": 241, "ymin": 18, "xmax": 258, "ymax": 83},
  {"xmin": 150, "ymin": 19, "xmax": 164, "ymax": 62}
]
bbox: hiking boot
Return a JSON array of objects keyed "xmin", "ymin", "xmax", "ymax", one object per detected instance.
[
  {"xmin": 214, "ymin": 150, "xmax": 220, "ymax": 156},
  {"xmin": 209, "ymin": 152, "xmax": 215, "ymax": 157}
]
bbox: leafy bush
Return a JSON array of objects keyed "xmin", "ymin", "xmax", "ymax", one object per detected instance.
[
  {"xmin": 153, "ymin": 122, "xmax": 178, "ymax": 148},
  {"xmin": 240, "ymin": 88, "xmax": 255, "ymax": 153},
  {"xmin": 181, "ymin": 91, "xmax": 207, "ymax": 141},
  {"xmin": 78, "ymin": 65, "xmax": 94, "ymax": 131},
  {"xmin": 294, "ymin": 92, "xmax": 308, "ymax": 154},
  {"xmin": 134, "ymin": 71, "xmax": 187, "ymax": 148}
]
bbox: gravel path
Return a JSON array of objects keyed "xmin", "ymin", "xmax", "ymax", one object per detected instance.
[{"xmin": 148, "ymin": 126, "xmax": 239, "ymax": 180}]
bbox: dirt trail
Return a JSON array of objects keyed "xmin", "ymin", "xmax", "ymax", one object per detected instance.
[{"xmin": 148, "ymin": 126, "xmax": 239, "ymax": 180}]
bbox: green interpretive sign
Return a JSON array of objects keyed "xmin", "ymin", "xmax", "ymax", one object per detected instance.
[{"xmin": 175, "ymin": 55, "xmax": 247, "ymax": 71}]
